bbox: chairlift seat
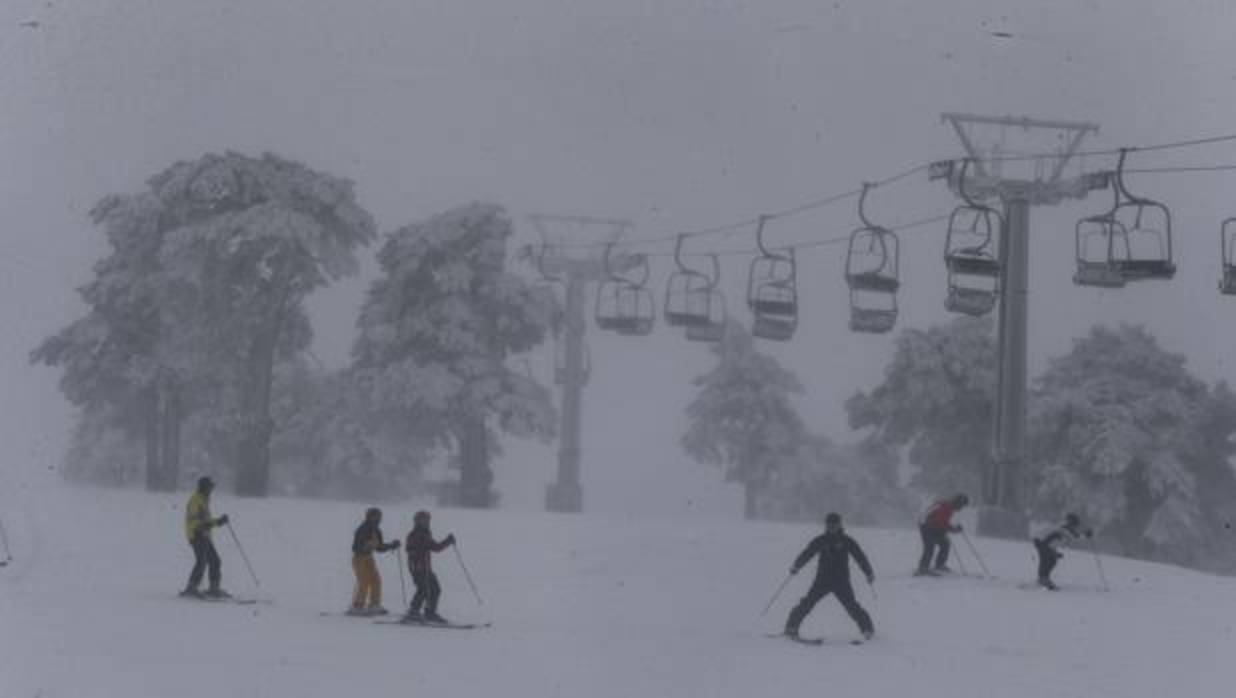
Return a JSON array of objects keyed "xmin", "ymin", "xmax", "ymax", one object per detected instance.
[
  {"xmin": 1115, "ymin": 259, "xmax": 1176, "ymax": 281},
  {"xmin": 849, "ymin": 308, "xmax": 897, "ymax": 334},
  {"xmin": 946, "ymin": 253, "xmax": 1001, "ymax": 278},
  {"xmin": 945, "ymin": 287, "xmax": 997, "ymax": 317},
  {"xmin": 1073, "ymin": 263, "xmax": 1126, "ymax": 289},
  {"xmin": 1222, "ymin": 266, "xmax": 1236, "ymax": 296},
  {"xmin": 846, "ymin": 271, "xmax": 900, "ymax": 294},
  {"xmin": 752, "ymin": 314, "xmax": 796, "ymax": 341}
]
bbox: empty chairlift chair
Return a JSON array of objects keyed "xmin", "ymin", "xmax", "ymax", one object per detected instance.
[
  {"xmin": 1221, "ymin": 218, "xmax": 1236, "ymax": 295},
  {"xmin": 747, "ymin": 215, "xmax": 799, "ymax": 341},
  {"xmin": 594, "ymin": 244, "xmax": 655, "ymax": 336},
  {"xmin": 685, "ymin": 254, "xmax": 726, "ymax": 343},
  {"xmin": 943, "ymin": 160, "xmax": 1001, "ymax": 316},
  {"xmin": 665, "ymin": 234, "xmax": 723, "ymax": 337},
  {"xmin": 1075, "ymin": 149, "xmax": 1175, "ymax": 288},
  {"xmin": 845, "ymin": 184, "xmax": 900, "ymax": 334}
]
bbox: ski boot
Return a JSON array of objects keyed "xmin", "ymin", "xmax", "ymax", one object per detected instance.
[
  {"xmin": 401, "ymin": 609, "xmax": 424, "ymax": 624},
  {"xmin": 1037, "ymin": 577, "xmax": 1059, "ymax": 591},
  {"xmin": 913, "ymin": 568, "xmax": 940, "ymax": 577},
  {"xmin": 423, "ymin": 611, "xmax": 449, "ymax": 625},
  {"xmin": 345, "ymin": 606, "xmax": 369, "ymax": 617},
  {"xmin": 179, "ymin": 587, "xmax": 205, "ymax": 599},
  {"xmin": 204, "ymin": 587, "xmax": 232, "ymax": 600},
  {"xmin": 933, "ymin": 564, "xmax": 953, "ymax": 574},
  {"xmin": 783, "ymin": 626, "xmax": 800, "ymax": 640},
  {"xmin": 366, "ymin": 605, "xmax": 389, "ymax": 616}
]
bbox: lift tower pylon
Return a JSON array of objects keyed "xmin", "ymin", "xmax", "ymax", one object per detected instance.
[
  {"xmin": 529, "ymin": 214, "xmax": 636, "ymax": 513},
  {"xmin": 938, "ymin": 113, "xmax": 1101, "ymax": 538}
]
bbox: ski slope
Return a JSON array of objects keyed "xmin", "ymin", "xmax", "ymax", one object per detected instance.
[{"xmin": 1, "ymin": 485, "xmax": 1234, "ymax": 698}]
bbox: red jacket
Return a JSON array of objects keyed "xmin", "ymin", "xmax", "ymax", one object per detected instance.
[{"xmin": 922, "ymin": 500, "xmax": 958, "ymax": 531}]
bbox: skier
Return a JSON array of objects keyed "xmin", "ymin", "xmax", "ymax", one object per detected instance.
[
  {"xmin": 916, "ymin": 493, "xmax": 969, "ymax": 576},
  {"xmin": 180, "ymin": 476, "xmax": 231, "ymax": 599},
  {"xmin": 1033, "ymin": 513, "xmax": 1094, "ymax": 591},
  {"xmin": 349, "ymin": 507, "xmax": 400, "ymax": 616},
  {"xmin": 783, "ymin": 512, "xmax": 875, "ymax": 641},
  {"xmin": 403, "ymin": 510, "xmax": 456, "ymax": 624}
]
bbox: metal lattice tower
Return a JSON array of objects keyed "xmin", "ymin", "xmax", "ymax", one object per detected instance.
[
  {"xmin": 528, "ymin": 214, "xmax": 636, "ymax": 513},
  {"xmin": 938, "ymin": 113, "xmax": 1102, "ymax": 538}
]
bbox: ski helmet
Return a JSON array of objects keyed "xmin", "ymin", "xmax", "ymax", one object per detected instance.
[
  {"xmin": 825, "ymin": 512, "xmax": 843, "ymax": 527},
  {"xmin": 365, "ymin": 507, "xmax": 382, "ymax": 520},
  {"xmin": 1065, "ymin": 513, "xmax": 1081, "ymax": 528},
  {"xmin": 953, "ymin": 493, "xmax": 970, "ymax": 507},
  {"xmin": 414, "ymin": 510, "xmax": 431, "ymax": 526},
  {"xmin": 197, "ymin": 476, "xmax": 214, "ymax": 492}
]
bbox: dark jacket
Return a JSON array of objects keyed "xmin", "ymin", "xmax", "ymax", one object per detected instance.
[
  {"xmin": 352, "ymin": 520, "xmax": 395, "ymax": 555},
  {"xmin": 406, "ymin": 526, "xmax": 450, "ymax": 573},
  {"xmin": 792, "ymin": 530, "xmax": 873, "ymax": 584}
]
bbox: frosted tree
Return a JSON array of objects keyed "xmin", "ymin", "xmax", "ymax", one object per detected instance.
[
  {"xmin": 846, "ymin": 316, "xmax": 996, "ymax": 497},
  {"xmin": 682, "ymin": 321, "xmax": 806, "ymax": 519},
  {"xmin": 1026, "ymin": 325, "xmax": 1236, "ymax": 567},
  {"xmin": 764, "ymin": 436, "xmax": 914, "ymax": 526},
  {"xmin": 33, "ymin": 152, "xmax": 376, "ymax": 495},
  {"xmin": 352, "ymin": 203, "xmax": 558, "ymax": 508}
]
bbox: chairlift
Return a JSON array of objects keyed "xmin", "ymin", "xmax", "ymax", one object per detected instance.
[
  {"xmin": 665, "ymin": 234, "xmax": 722, "ymax": 330},
  {"xmin": 685, "ymin": 254, "xmax": 727, "ymax": 343},
  {"xmin": 747, "ymin": 215, "xmax": 798, "ymax": 341},
  {"xmin": 944, "ymin": 159, "xmax": 1001, "ymax": 316},
  {"xmin": 594, "ymin": 244, "xmax": 655, "ymax": 336},
  {"xmin": 845, "ymin": 183, "xmax": 900, "ymax": 333},
  {"xmin": 1221, "ymin": 218, "xmax": 1236, "ymax": 295},
  {"xmin": 1074, "ymin": 149, "xmax": 1175, "ymax": 287}
]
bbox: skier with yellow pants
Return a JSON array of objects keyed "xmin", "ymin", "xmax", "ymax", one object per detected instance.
[{"xmin": 348, "ymin": 507, "xmax": 400, "ymax": 615}]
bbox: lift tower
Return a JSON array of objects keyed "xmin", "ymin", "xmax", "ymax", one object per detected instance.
[
  {"xmin": 938, "ymin": 113, "xmax": 1101, "ymax": 537},
  {"xmin": 529, "ymin": 214, "xmax": 636, "ymax": 513}
]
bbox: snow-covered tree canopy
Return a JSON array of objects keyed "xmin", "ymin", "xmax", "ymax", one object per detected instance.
[
  {"xmin": 846, "ymin": 316, "xmax": 996, "ymax": 496},
  {"xmin": 682, "ymin": 321, "xmax": 806, "ymax": 518},
  {"xmin": 1027, "ymin": 325, "xmax": 1236, "ymax": 565}
]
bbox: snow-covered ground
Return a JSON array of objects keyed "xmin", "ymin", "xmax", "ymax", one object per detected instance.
[{"xmin": 2, "ymin": 484, "xmax": 1234, "ymax": 698}]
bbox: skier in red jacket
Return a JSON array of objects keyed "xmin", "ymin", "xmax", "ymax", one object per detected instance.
[
  {"xmin": 915, "ymin": 493, "xmax": 969, "ymax": 576},
  {"xmin": 403, "ymin": 510, "xmax": 455, "ymax": 624}
]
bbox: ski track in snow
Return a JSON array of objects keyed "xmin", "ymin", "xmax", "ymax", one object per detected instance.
[{"xmin": 1, "ymin": 485, "xmax": 1235, "ymax": 698}]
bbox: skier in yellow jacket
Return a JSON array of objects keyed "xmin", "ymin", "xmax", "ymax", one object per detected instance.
[{"xmin": 180, "ymin": 476, "xmax": 230, "ymax": 599}]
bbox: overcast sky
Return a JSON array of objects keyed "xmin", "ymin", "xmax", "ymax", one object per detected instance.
[{"xmin": 4, "ymin": 0, "xmax": 1236, "ymax": 516}]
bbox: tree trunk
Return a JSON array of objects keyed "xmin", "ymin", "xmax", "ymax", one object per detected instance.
[
  {"xmin": 743, "ymin": 481, "xmax": 762, "ymax": 520},
  {"xmin": 457, "ymin": 417, "xmax": 493, "ymax": 508},
  {"xmin": 236, "ymin": 327, "xmax": 277, "ymax": 497},
  {"xmin": 143, "ymin": 384, "xmax": 163, "ymax": 491},
  {"xmin": 160, "ymin": 380, "xmax": 181, "ymax": 491}
]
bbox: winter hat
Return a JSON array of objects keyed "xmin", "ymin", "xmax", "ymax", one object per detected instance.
[
  {"xmin": 365, "ymin": 507, "xmax": 382, "ymax": 520},
  {"xmin": 1065, "ymin": 513, "xmax": 1081, "ymax": 528},
  {"xmin": 414, "ymin": 510, "xmax": 431, "ymax": 525},
  {"xmin": 196, "ymin": 476, "xmax": 214, "ymax": 491},
  {"xmin": 825, "ymin": 512, "xmax": 843, "ymax": 526},
  {"xmin": 953, "ymin": 493, "xmax": 970, "ymax": 507}
]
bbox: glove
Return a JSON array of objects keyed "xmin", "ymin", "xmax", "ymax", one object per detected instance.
[
  {"xmin": 444, "ymin": 534, "xmax": 457, "ymax": 546},
  {"xmin": 388, "ymin": 540, "xmax": 401, "ymax": 551},
  {"xmin": 950, "ymin": 524, "xmax": 963, "ymax": 533},
  {"xmin": 1084, "ymin": 529, "xmax": 1094, "ymax": 539},
  {"xmin": 215, "ymin": 514, "xmax": 229, "ymax": 526},
  {"xmin": 789, "ymin": 566, "xmax": 801, "ymax": 576},
  {"xmin": 866, "ymin": 572, "xmax": 875, "ymax": 585}
]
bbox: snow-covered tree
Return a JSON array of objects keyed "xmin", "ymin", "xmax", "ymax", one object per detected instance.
[
  {"xmin": 33, "ymin": 152, "xmax": 376, "ymax": 495},
  {"xmin": 1026, "ymin": 325, "xmax": 1236, "ymax": 568},
  {"xmin": 762, "ymin": 435, "xmax": 915, "ymax": 526},
  {"xmin": 352, "ymin": 203, "xmax": 558, "ymax": 508},
  {"xmin": 682, "ymin": 321, "xmax": 806, "ymax": 519},
  {"xmin": 846, "ymin": 316, "xmax": 996, "ymax": 497}
]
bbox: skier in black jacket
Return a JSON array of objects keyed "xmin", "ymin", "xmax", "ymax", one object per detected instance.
[
  {"xmin": 783, "ymin": 512, "xmax": 875, "ymax": 640},
  {"xmin": 1033, "ymin": 513, "xmax": 1093, "ymax": 591}
]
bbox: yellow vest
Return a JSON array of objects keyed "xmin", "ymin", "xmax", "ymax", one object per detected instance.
[{"xmin": 185, "ymin": 491, "xmax": 212, "ymax": 541}]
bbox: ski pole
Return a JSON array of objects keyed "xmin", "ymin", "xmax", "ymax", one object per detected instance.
[
  {"xmin": 225, "ymin": 521, "xmax": 261, "ymax": 588},
  {"xmin": 952, "ymin": 537, "xmax": 971, "ymax": 576},
  {"xmin": 1087, "ymin": 537, "xmax": 1111, "ymax": 592},
  {"xmin": 452, "ymin": 540, "xmax": 484, "ymax": 606},
  {"xmin": 865, "ymin": 576, "xmax": 879, "ymax": 603},
  {"xmin": 0, "ymin": 517, "xmax": 12, "ymax": 562},
  {"xmin": 960, "ymin": 530, "xmax": 992, "ymax": 578},
  {"xmin": 396, "ymin": 547, "xmax": 409, "ymax": 607},
  {"xmin": 760, "ymin": 573, "xmax": 795, "ymax": 617}
]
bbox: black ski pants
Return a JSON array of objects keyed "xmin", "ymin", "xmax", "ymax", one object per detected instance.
[
  {"xmin": 1034, "ymin": 539, "xmax": 1061, "ymax": 581},
  {"xmin": 784, "ymin": 578, "xmax": 873, "ymax": 634},
  {"xmin": 410, "ymin": 570, "xmax": 441, "ymax": 613},
  {"xmin": 918, "ymin": 524, "xmax": 951, "ymax": 572},
  {"xmin": 187, "ymin": 534, "xmax": 221, "ymax": 591}
]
